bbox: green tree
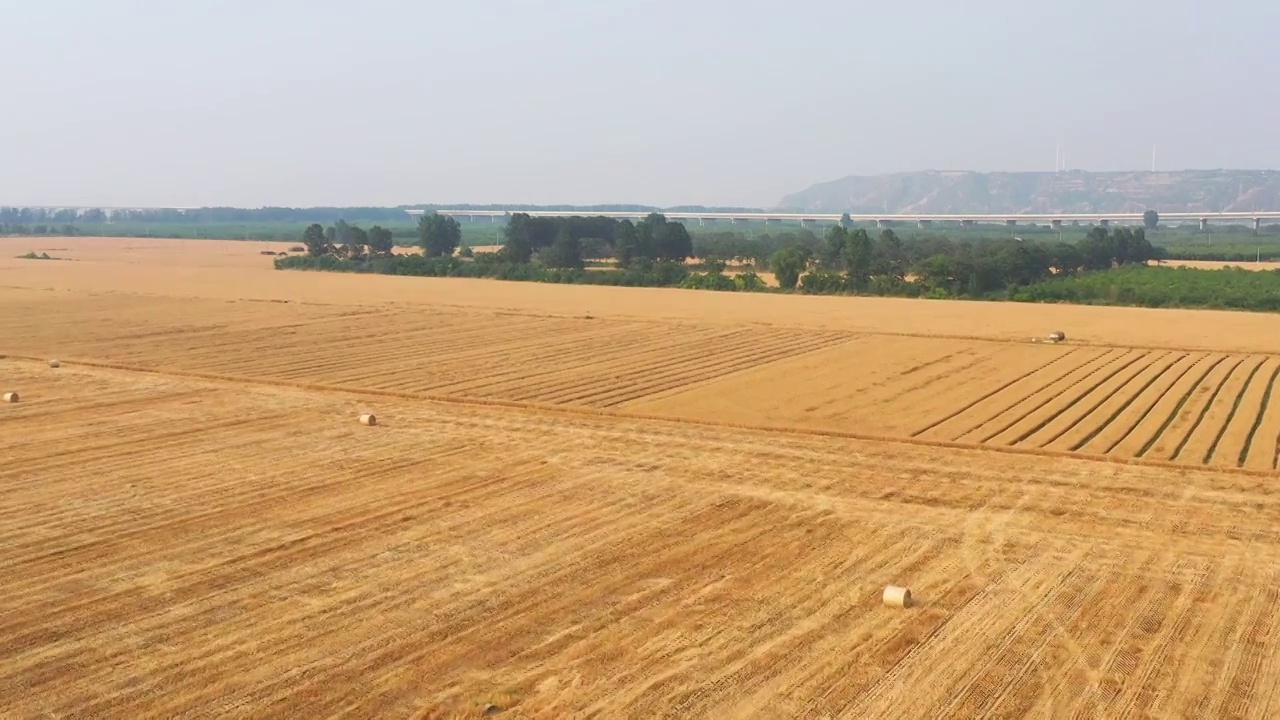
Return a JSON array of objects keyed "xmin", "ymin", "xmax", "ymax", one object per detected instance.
[
  {"xmin": 800, "ymin": 271, "xmax": 848, "ymax": 294},
  {"xmin": 366, "ymin": 226, "xmax": 394, "ymax": 256},
  {"xmin": 636, "ymin": 213, "xmax": 692, "ymax": 262},
  {"xmin": 333, "ymin": 219, "xmax": 353, "ymax": 246},
  {"xmin": 843, "ymin": 228, "xmax": 874, "ymax": 289},
  {"xmin": 613, "ymin": 219, "xmax": 640, "ymax": 268},
  {"xmin": 348, "ymin": 225, "xmax": 368, "ymax": 250},
  {"xmin": 733, "ymin": 271, "xmax": 767, "ymax": 291},
  {"xmin": 1129, "ymin": 227, "xmax": 1155, "ymax": 265},
  {"xmin": 996, "ymin": 239, "xmax": 1051, "ymax": 287},
  {"xmin": 872, "ymin": 228, "xmax": 907, "ymax": 280},
  {"xmin": 1112, "ymin": 227, "xmax": 1134, "ymax": 266},
  {"xmin": 302, "ymin": 223, "xmax": 329, "ymax": 257},
  {"xmin": 770, "ymin": 244, "xmax": 811, "ymax": 290},
  {"xmin": 1047, "ymin": 242, "xmax": 1083, "ymax": 276},
  {"xmin": 418, "ymin": 213, "xmax": 462, "ymax": 257},
  {"xmin": 579, "ymin": 237, "xmax": 612, "ymax": 259},
  {"xmin": 913, "ymin": 254, "xmax": 956, "ymax": 291},
  {"xmin": 501, "ymin": 213, "xmax": 534, "ymax": 263},
  {"xmin": 821, "ymin": 225, "xmax": 848, "ymax": 269},
  {"xmin": 1143, "ymin": 209, "xmax": 1159, "ymax": 230},
  {"xmin": 655, "ymin": 220, "xmax": 693, "ymax": 262},
  {"xmin": 1078, "ymin": 226, "xmax": 1116, "ymax": 271},
  {"xmin": 542, "ymin": 227, "xmax": 584, "ymax": 269},
  {"xmin": 635, "ymin": 213, "xmax": 662, "ymax": 261}
]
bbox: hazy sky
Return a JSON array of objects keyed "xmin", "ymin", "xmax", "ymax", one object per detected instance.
[{"xmin": 3, "ymin": 0, "xmax": 1277, "ymax": 208}]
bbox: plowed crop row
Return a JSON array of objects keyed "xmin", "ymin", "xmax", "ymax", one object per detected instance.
[
  {"xmin": 1080, "ymin": 354, "xmax": 1205, "ymax": 456},
  {"xmin": 954, "ymin": 349, "xmax": 1136, "ymax": 444},
  {"xmin": 0, "ymin": 294, "xmax": 856, "ymax": 409},
  {"xmin": 910, "ymin": 346, "xmax": 1103, "ymax": 440},
  {"xmin": 917, "ymin": 348, "xmax": 1280, "ymax": 468}
]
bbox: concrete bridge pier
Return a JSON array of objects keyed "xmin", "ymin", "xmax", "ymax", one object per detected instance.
[
  {"xmin": 1256, "ymin": 218, "xmax": 1263, "ymax": 232},
  {"xmin": 1051, "ymin": 219, "xmax": 1062, "ymax": 229},
  {"xmin": 917, "ymin": 219, "xmax": 932, "ymax": 229},
  {"xmin": 1200, "ymin": 218, "xmax": 1210, "ymax": 231},
  {"xmin": 1005, "ymin": 219, "xmax": 1017, "ymax": 226}
]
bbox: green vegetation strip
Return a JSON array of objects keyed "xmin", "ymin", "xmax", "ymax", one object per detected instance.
[{"xmin": 247, "ymin": 212, "xmax": 1280, "ymax": 314}]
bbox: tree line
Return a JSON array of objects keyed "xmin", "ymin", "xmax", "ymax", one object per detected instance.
[
  {"xmin": 300, "ymin": 220, "xmax": 397, "ymax": 259},
  {"xmin": 298, "ymin": 212, "xmax": 695, "ymax": 272},
  {"xmin": 0, "ymin": 223, "xmax": 82, "ymax": 236},
  {"xmin": 0, "ymin": 207, "xmax": 103, "ymax": 224},
  {"xmin": 768, "ymin": 224, "xmax": 1165, "ymax": 297},
  {"xmin": 289, "ymin": 212, "xmax": 1177, "ymax": 295},
  {"xmin": 299, "ymin": 214, "xmax": 467, "ymax": 259},
  {"xmin": 497, "ymin": 212, "xmax": 693, "ymax": 269},
  {"xmin": 284, "ymin": 212, "xmax": 709, "ymax": 288}
]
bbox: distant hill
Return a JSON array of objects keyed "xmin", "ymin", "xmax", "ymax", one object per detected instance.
[{"xmin": 777, "ymin": 170, "xmax": 1280, "ymax": 214}]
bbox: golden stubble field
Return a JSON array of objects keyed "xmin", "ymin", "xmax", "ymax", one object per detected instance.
[
  {"xmin": 1164, "ymin": 259, "xmax": 1280, "ymax": 272},
  {"xmin": 3, "ymin": 236, "xmax": 1280, "ymax": 718}
]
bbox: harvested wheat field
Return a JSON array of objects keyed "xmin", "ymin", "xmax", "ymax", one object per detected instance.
[
  {"xmin": 1163, "ymin": 259, "xmax": 1280, "ymax": 272},
  {"xmin": 3, "ymin": 236, "xmax": 1280, "ymax": 718}
]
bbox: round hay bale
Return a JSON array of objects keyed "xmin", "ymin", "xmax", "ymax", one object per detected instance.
[
  {"xmin": 48, "ymin": 359, "xmax": 60, "ymax": 368},
  {"xmin": 359, "ymin": 413, "xmax": 377, "ymax": 426},
  {"xmin": 2, "ymin": 392, "xmax": 18, "ymax": 403},
  {"xmin": 1048, "ymin": 331, "xmax": 1066, "ymax": 342},
  {"xmin": 882, "ymin": 585, "xmax": 912, "ymax": 609}
]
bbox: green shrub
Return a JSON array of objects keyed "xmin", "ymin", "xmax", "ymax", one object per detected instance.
[
  {"xmin": 1011, "ymin": 266, "xmax": 1280, "ymax": 312},
  {"xmin": 681, "ymin": 271, "xmax": 738, "ymax": 291},
  {"xmin": 799, "ymin": 271, "xmax": 849, "ymax": 295},
  {"xmin": 733, "ymin": 271, "xmax": 767, "ymax": 291}
]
